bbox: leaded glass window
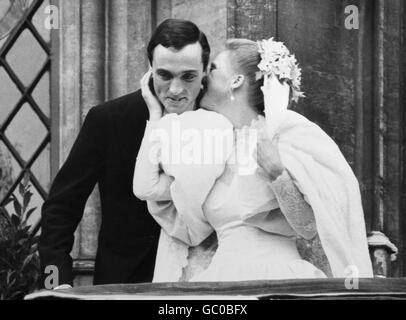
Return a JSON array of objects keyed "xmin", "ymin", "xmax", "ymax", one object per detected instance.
[{"xmin": 0, "ymin": 0, "xmax": 51, "ymax": 235}]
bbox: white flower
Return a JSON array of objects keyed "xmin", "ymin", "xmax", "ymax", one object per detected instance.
[{"xmin": 257, "ymin": 38, "xmax": 304, "ymax": 103}]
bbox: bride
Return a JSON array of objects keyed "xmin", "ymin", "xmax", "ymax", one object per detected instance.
[{"xmin": 133, "ymin": 38, "xmax": 373, "ymax": 282}]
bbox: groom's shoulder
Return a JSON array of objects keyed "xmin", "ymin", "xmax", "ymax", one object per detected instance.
[{"xmin": 90, "ymin": 89, "xmax": 147, "ymax": 121}]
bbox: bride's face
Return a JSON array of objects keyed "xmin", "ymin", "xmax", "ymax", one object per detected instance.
[{"xmin": 200, "ymin": 51, "xmax": 236, "ymax": 111}]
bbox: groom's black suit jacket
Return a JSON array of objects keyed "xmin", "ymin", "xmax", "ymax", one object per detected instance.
[{"xmin": 39, "ymin": 90, "xmax": 161, "ymax": 286}]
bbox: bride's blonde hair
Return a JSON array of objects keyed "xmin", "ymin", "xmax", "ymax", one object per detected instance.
[{"xmin": 224, "ymin": 39, "xmax": 265, "ymax": 115}]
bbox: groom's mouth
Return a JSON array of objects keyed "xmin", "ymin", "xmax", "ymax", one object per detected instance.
[{"xmin": 166, "ymin": 97, "xmax": 186, "ymax": 103}]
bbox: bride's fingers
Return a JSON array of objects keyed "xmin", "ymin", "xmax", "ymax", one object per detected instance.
[
  {"xmin": 140, "ymin": 74, "xmax": 147, "ymax": 94},
  {"xmin": 141, "ymin": 71, "xmax": 153, "ymax": 99},
  {"xmin": 257, "ymin": 134, "xmax": 278, "ymax": 161},
  {"xmin": 140, "ymin": 71, "xmax": 147, "ymax": 87},
  {"xmin": 140, "ymin": 70, "xmax": 151, "ymax": 90},
  {"xmin": 271, "ymin": 133, "xmax": 280, "ymax": 145},
  {"xmin": 141, "ymin": 69, "xmax": 153, "ymax": 88},
  {"xmin": 140, "ymin": 70, "xmax": 163, "ymax": 119}
]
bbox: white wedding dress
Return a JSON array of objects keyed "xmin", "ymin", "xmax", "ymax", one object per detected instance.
[
  {"xmin": 134, "ymin": 109, "xmax": 373, "ymax": 281},
  {"xmin": 191, "ymin": 125, "xmax": 326, "ymax": 281},
  {"xmin": 133, "ymin": 109, "xmax": 328, "ymax": 281}
]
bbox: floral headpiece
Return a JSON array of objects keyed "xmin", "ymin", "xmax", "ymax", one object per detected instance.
[{"xmin": 256, "ymin": 38, "xmax": 304, "ymax": 103}]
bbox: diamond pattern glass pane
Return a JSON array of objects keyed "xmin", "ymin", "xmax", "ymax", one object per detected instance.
[
  {"xmin": 5, "ymin": 180, "xmax": 43, "ymax": 229},
  {"xmin": 0, "ymin": 67, "xmax": 21, "ymax": 124},
  {"xmin": 0, "ymin": 1, "xmax": 30, "ymax": 48},
  {"xmin": 1, "ymin": 0, "xmax": 51, "ymax": 234},
  {"xmin": 32, "ymin": 0, "xmax": 50, "ymax": 43},
  {"xmin": 5, "ymin": 29, "xmax": 47, "ymax": 86},
  {"xmin": 31, "ymin": 142, "xmax": 50, "ymax": 192},
  {"xmin": 31, "ymin": 71, "xmax": 50, "ymax": 117},
  {"xmin": 4, "ymin": 102, "xmax": 47, "ymax": 161},
  {"xmin": 0, "ymin": 140, "xmax": 22, "ymax": 203}
]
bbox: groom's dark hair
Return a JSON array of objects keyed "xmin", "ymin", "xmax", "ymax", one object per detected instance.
[{"xmin": 147, "ymin": 19, "xmax": 211, "ymax": 71}]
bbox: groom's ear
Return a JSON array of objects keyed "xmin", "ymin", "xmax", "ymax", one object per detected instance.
[{"xmin": 230, "ymin": 74, "xmax": 245, "ymax": 90}]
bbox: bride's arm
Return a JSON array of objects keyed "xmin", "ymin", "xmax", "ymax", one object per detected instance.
[
  {"xmin": 134, "ymin": 133, "xmax": 213, "ymax": 247},
  {"xmin": 133, "ymin": 120, "xmax": 173, "ymax": 201},
  {"xmin": 133, "ymin": 118, "xmax": 210, "ymax": 246},
  {"xmin": 269, "ymin": 169, "xmax": 317, "ymax": 240},
  {"xmin": 257, "ymin": 130, "xmax": 316, "ymax": 240},
  {"xmin": 134, "ymin": 122, "xmax": 215, "ymax": 246}
]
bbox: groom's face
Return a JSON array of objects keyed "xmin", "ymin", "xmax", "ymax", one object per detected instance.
[{"xmin": 151, "ymin": 42, "xmax": 205, "ymax": 115}]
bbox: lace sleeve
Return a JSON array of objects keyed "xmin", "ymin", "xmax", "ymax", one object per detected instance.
[
  {"xmin": 296, "ymin": 234, "xmax": 333, "ymax": 277},
  {"xmin": 269, "ymin": 169, "xmax": 317, "ymax": 240}
]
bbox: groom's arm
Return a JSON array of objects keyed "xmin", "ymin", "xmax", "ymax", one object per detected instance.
[{"xmin": 39, "ymin": 107, "xmax": 107, "ymax": 287}]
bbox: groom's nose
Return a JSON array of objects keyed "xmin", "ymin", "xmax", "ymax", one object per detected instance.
[{"xmin": 168, "ymin": 79, "xmax": 183, "ymax": 95}]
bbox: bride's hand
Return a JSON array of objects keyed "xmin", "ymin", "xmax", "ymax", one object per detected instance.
[
  {"xmin": 140, "ymin": 69, "xmax": 163, "ymax": 121},
  {"xmin": 256, "ymin": 129, "xmax": 285, "ymax": 182}
]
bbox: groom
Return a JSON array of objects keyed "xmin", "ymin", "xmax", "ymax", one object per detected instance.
[{"xmin": 39, "ymin": 19, "xmax": 211, "ymax": 287}]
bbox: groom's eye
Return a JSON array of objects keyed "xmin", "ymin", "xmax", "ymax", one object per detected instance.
[
  {"xmin": 182, "ymin": 73, "xmax": 197, "ymax": 82},
  {"xmin": 209, "ymin": 63, "xmax": 216, "ymax": 72},
  {"xmin": 156, "ymin": 70, "xmax": 172, "ymax": 81}
]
